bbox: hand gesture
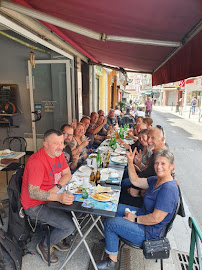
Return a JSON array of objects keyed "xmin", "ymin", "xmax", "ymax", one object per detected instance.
[
  {"xmin": 134, "ymin": 149, "xmax": 142, "ymax": 166},
  {"xmin": 118, "ymin": 139, "xmax": 125, "ymax": 145},
  {"xmin": 127, "ymin": 147, "xmax": 136, "ymax": 164},
  {"xmin": 82, "ymin": 137, "xmax": 91, "ymax": 147},
  {"xmin": 59, "ymin": 192, "xmax": 74, "ymax": 205},
  {"xmin": 71, "ymin": 119, "xmax": 77, "ymax": 129},
  {"xmin": 103, "ymin": 117, "xmax": 107, "ymax": 125},
  {"xmin": 72, "ymin": 149, "xmax": 80, "ymax": 161},
  {"xmin": 123, "ymin": 211, "xmax": 136, "ymax": 223}
]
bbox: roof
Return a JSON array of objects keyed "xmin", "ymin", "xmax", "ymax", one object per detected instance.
[{"xmin": 8, "ymin": 0, "xmax": 202, "ymax": 84}]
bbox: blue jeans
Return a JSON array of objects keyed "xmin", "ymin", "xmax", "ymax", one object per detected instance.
[
  {"xmin": 192, "ymin": 105, "xmax": 196, "ymax": 113},
  {"xmin": 104, "ymin": 204, "xmax": 145, "ymax": 255},
  {"xmin": 25, "ymin": 203, "xmax": 75, "ymax": 247}
]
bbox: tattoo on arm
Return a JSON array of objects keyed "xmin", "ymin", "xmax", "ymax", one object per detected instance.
[{"xmin": 28, "ymin": 184, "xmax": 50, "ymax": 201}]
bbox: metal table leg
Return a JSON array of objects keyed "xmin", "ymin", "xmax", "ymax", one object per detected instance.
[
  {"xmin": 90, "ymin": 214, "xmax": 104, "ymax": 237},
  {"xmin": 59, "ymin": 212, "xmax": 100, "ymax": 270}
]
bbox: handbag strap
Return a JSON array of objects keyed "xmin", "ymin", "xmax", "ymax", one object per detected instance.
[{"xmin": 143, "ymin": 206, "xmax": 148, "ymax": 241}]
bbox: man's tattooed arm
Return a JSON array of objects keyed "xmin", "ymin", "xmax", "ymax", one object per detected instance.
[{"xmin": 28, "ymin": 184, "xmax": 50, "ymax": 201}]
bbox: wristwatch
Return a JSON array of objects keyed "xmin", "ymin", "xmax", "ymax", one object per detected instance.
[
  {"xmin": 134, "ymin": 217, "xmax": 138, "ymax": 223},
  {"xmin": 55, "ymin": 183, "xmax": 62, "ymax": 189}
]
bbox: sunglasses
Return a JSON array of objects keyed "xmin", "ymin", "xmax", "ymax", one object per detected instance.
[
  {"xmin": 63, "ymin": 133, "xmax": 73, "ymax": 137},
  {"xmin": 156, "ymin": 125, "xmax": 164, "ymax": 137}
]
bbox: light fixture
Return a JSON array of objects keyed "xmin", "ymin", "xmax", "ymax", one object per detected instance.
[{"xmin": 107, "ymin": 35, "xmax": 181, "ymax": 47}]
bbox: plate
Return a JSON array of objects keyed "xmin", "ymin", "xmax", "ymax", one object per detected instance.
[
  {"xmin": 91, "ymin": 193, "xmax": 111, "ymax": 202},
  {"xmin": 111, "ymin": 156, "xmax": 127, "ymax": 164},
  {"xmin": 78, "ymin": 166, "xmax": 91, "ymax": 174},
  {"xmin": 99, "ymin": 146, "xmax": 110, "ymax": 152},
  {"xmin": 100, "ymin": 168, "xmax": 117, "ymax": 174}
]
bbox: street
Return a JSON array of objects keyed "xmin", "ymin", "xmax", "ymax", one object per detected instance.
[{"xmin": 152, "ymin": 108, "xmax": 202, "ymax": 228}]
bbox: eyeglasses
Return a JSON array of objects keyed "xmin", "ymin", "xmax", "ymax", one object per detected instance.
[
  {"xmin": 156, "ymin": 125, "xmax": 164, "ymax": 137},
  {"xmin": 63, "ymin": 133, "xmax": 73, "ymax": 137}
]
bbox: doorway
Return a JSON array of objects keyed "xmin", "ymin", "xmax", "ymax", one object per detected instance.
[{"xmin": 28, "ymin": 59, "xmax": 74, "ymax": 152}]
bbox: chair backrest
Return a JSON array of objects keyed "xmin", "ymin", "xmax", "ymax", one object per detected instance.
[
  {"xmin": 3, "ymin": 137, "xmax": 27, "ymax": 164},
  {"xmin": 7, "ymin": 165, "xmax": 30, "ymax": 244},
  {"xmin": 3, "ymin": 137, "xmax": 27, "ymax": 152},
  {"xmin": 121, "ymin": 115, "xmax": 135, "ymax": 128}
]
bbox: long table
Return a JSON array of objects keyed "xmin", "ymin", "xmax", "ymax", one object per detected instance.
[{"xmin": 48, "ymin": 144, "xmax": 127, "ymax": 270}]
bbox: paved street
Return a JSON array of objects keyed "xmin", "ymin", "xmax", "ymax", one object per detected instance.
[{"xmin": 152, "ymin": 106, "xmax": 202, "ymax": 228}]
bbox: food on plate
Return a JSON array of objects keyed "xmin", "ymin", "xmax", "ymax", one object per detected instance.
[
  {"xmin": 95, "ymin": 184, "xmax": 112, "ymax": 193},
  {"xmin": 89, "ymin": 154, "xmax": 97, "ymax": 158},
  {"xmin": 91, "ymin": 193, "xmax": 111, "ymax": 201},
  {"xmin": 0, "ymin": 149, "xmax": 12, "ymax": 156},
  {"xmin": 75, "ymin": 187, "xmax": 82, "ymax": 194}
]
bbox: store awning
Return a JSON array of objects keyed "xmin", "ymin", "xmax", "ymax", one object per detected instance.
[{"xmin": 3, "ymin": 0, "xmax": 202, "ymax": 85}]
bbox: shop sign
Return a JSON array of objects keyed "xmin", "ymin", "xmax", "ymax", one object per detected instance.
[{"xmin": 42, "ymin": 101, "xmax": 57, "ymax": 112}]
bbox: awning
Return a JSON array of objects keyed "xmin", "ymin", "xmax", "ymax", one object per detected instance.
[{"xmin": 2, "ymin": 0, "xmax": 202, "ymax": 85}]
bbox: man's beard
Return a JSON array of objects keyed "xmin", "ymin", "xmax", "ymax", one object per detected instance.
[{"xmin": 55, "ymin": 151, "xmax": 62, "ymax": 157}]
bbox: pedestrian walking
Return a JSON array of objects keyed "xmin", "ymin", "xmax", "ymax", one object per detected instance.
[
  {"xmin": 191, "ymin": 96, "xmax": 198, "ymax": 114},
  {"xmin": 145, "ymin": 96, "xmax": 153, "ymax": 117}
]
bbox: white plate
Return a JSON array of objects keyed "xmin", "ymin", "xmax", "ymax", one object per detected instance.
[
  {"xmin": 100, "ymin": 168, "xmax": 117, "ymax": 174},
  {"xmin": 99, "ymin": 146, "xmax": 111, "ymax": 152},
  {"xmin": 78, "ymin": 166, "xmax": 92, "ymax": 174},
  {"xmin": 111, "ymin": 156, "xmax": 127, "ymax": 164}
]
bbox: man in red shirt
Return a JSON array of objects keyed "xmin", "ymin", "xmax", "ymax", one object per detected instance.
[{"xmin": 21, "ymin": 129, "xmax": 75, "ymax": 265}]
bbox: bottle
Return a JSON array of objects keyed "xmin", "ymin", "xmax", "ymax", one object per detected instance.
[
  {"xmin": 82, "ymin": 188, "xmax": 88, "ymax": 199},
  {"xmin": 112, "ymin": 138, "xmax": 117, "ymax": 151},
  {"xmin": 109, "ymin": 137, "xmax": 113, "ymax": 147},
  {"xmin": 95, "ymin": 168, "xmax": 101, "ymax": 185},
  {"xmin": 90, "ymin": 168, "xmax": 95, "ymax": 182},
  {"xmin": 82, "ymin": 177, "xmax": 89, "ymax": 199},
  {"xmin": 96, "ymin": 150, "xmax": 101, "ymax": 168}
]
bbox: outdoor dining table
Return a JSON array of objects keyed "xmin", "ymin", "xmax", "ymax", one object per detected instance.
[
  {"xmin": 48, "ymin": 184, "xmax": 121, "ymax": 270},
  {"xmin": 0, "ymin": 151, "xmax": 26, "ymax": 171}
]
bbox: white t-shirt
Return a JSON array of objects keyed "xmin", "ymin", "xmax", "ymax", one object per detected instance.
[
  {"xmin": 115, "ymin": 109, "xmax": 121, "ymax": 116},
  {"xmin": 136, "ymin": 111, "xmax": 145, "ymax": 117}
]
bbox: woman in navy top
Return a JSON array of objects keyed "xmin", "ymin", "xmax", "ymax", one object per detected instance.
[{"xmin": 96, "ymin": 148, "xmax": 179, "ymax": 270}]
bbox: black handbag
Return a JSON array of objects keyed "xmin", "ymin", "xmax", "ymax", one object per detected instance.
[
  {"xmin": 142, "ymin": 205, "xmax": 171, "ymax": 260},
  {"xmin": 142, "ymin": 237, "xmax": 170, "ymax": 259}
]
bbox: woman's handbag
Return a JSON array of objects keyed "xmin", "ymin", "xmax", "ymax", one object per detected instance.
[
  {"xmin": 142, "ymin": 237, "xmax": 170, "ymax": 259},
  {"xmin": 142, "ymin": 205, "xmax": 171, "ymax": 260}
]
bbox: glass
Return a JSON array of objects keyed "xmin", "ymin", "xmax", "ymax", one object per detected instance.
[{"xmin": 63, "ymin": 132, "xmax": 73, "ymax": 137}]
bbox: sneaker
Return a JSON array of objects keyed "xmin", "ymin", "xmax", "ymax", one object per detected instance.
[
  {"xmin": 53, "ymin": 240, "xmax": 70, "ymax": 252},
  {"xmin": 36, "ymin": 240, "xmax": 58, "ymax": 265}
]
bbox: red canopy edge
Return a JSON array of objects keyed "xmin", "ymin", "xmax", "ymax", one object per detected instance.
[
  {"xmin": 12, "ymin": 0, "xmax": 98, "ymax": 63},
  {"xmin": 152, "ymin": 30, "xmax": 202, "ymax": 86}
]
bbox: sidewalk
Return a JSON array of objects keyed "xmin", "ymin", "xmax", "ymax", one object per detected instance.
[{"xmin": 153, "ymin": 105, "xmax": 202, "ymax": 127}]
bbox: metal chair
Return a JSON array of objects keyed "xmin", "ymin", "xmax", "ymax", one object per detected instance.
[
  {"xmin": 118, "ymin": 192, "xmax": 181, "ymax": 270},
  {"xmin": 2, "ymin": 136, "xmax": 27, "ymax": 184}
]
